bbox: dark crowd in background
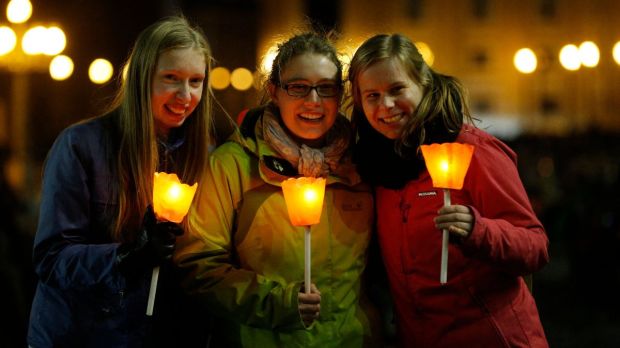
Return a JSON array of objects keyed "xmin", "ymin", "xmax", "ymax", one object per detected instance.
[
  {"xmin": 511, "ymin": 130, "xmax": 620, "ymax": 347},
  {"xmin": 1, "ymin": 129, "xmax": 619, "ymax": 347}
]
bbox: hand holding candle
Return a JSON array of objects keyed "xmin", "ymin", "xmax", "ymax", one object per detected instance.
[
  {"xmin": 420, "ymin": 143, "xmax": 474, "ymax": 284},
  {"xmin": 281, "ymin": 177, "xmax": 326, "ymax": 297},
  {"xmin": 147, "ymin": 172, "xmax": 197, "ymax": 316}
]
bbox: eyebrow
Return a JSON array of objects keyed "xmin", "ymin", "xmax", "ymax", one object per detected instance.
[
  {"xmin": 158, "ymin": 69, "xmax": 205, "ymax": 77},
  {"xmin": 361, "ymin": 81, "xmax": 405, "ymax": 93},
  {"xmin": 282, "ymin": 77, "xmax": 338, "ymax": 84}
]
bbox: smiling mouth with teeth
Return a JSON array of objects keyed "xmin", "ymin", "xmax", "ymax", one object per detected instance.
[
  {"xmin": 299, "ymin": 113, "xmax": 323, "ymax": 120},
  {"xmin": 167, "ymin": 105, "xmax": 187, "ymax": 115},
  {"xmin": 382, "ymin": 113, "xmax": 403, "ymax": 124}
]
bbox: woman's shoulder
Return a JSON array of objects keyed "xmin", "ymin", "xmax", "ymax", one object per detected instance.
[
  {"xmin": 212, "ymin": 139, "xmax": 245, "ymax": 156},
  {"xmin": 459, "ymin": 124, "xmax": 508, "ymax": 146},
  {"xmin": 458, "ymin": 124, "xmax": 491, "ymax": 142},
  {"xmin": 458, "ymin": 124, "xmax": 517, "ymax": 162},
  {"xmin": 59, "ymin": 113, "xmax": 116, "ymax": 142},
  {"xmin": 209, "ymin": 137, "xmax": 254, "ymax": 169},
  {"xmin": 48, "ymin": 113, "xmax": 118, "ymax": 164}
]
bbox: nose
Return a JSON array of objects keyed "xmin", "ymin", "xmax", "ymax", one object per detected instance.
[
  {"xmin": 176, "ymin": 82, "xmax": 191, "ymax": 103},
  {"xmin": 304, "ymin": 88, "xmax": 321, "ymax": 104},
  {"xmin": 380, "ymin": 94, "xmax": 395, "ymax": 109}
]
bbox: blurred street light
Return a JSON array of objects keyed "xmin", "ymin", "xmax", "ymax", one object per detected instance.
[
  {"xmin": 613, "ymin": 41, "xmax": 620, "ymax": 65},
  {"xmin": 559, "ymin": 44, "xmax": 581, "ymax": 71},
  {"xmin": 230, "ymin": 68, "xmax": 253, "ymax": 91},
  {"xmin": 415, "ymin": 41, "xmax": 435, "ymax": 67},
  {"xmin": 6, "ymin": 0, "xmax": 32, "ymax": 24},
  {"xmin": 49, "ymin": 54, "xmax": 73, "ymax": 81},
  {"xmin": 514, "ymin": 48, "xmax": 538, "ymax": 74},
  {"xmin": 578, "ymin": 41, "xmax": 600, "ymax": 68},
  {"xmin": 209, "ymin": 66, "xmax": 231, "ymax": 90},
  {"xmin": 88, "ymin": 58, "xmax": 113, "ymax": 84},
  {"xmin": 260, "ymin": 44, "xmax": 279, "ymax": 75},
  {"xmin": 0, "ymin": 0, "xmax": 71, "ymax": 194}
]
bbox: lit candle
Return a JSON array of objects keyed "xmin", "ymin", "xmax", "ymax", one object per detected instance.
[
  {"xmin": 420, "ymin": 143, "xmax": 474, "ymax": 284},
  {"xmin": 281, "ymin": 177, "xmax": 326, "ymax": 294},
  {"xmin": 281, "ymin": 177, "xmax": 326, "ymax": 226},
  {"xmin": 153, "ymin": 172, "xmax": 197, "ymax": 223},
  {"xmin": 147, "ymin": 171, "xmax": 197, "ymax": 315}
]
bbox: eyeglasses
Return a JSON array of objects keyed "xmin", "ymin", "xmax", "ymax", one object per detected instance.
[{"xmin": 280, "ymin": 83, "xmax": 341, "ymax": 98}]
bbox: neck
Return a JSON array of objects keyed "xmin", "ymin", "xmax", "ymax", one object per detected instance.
[
  {"xmin": 155, "ymin": 123, "xmax": 170, "ymax": 141},
  {"xmin": 294, "ymin": 134, "xmax": 326, "ymax": 149}
]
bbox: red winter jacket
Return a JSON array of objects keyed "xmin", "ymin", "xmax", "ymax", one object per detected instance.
[{"xmin": 375, "ymin": 126, "xmax": 549, "ymax": 347}]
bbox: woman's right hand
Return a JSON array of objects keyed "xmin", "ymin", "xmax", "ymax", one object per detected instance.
[
  {"xmin": 298, "ymin": 283, "xmax": 321, "ymax": 327},
  {"xmin": 116, "ymin": 206, "xmax": 184, "ymax": 276}
]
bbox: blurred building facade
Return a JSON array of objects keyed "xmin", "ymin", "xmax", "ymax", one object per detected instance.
[
  {"xmin": 192, "ymin": 0, "xmax": 620, "ymax": 138},
  {"xmin": 289, "ymin": 0, "xmax": 620, "ymax": 137}
]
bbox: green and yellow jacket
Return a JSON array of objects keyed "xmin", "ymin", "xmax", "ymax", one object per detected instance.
[{"xmin": 175, "ymin": 107, "xmax": 380, "ymax": 347}]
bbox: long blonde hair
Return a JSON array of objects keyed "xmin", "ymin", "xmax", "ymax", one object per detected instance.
[{"xmin": 108, "ymin": 16, "xmax": 214, "ymax": 241}]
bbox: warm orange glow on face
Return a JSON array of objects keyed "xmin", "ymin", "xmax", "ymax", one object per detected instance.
[
  {"xmin": 153, "ymin": 172, "xmax": 197, "ymax": 223},
  {"xmin": 281, "ymin": 177, "xmax": 326, "ymax": 226},
  {"xmin": 420, "ymin": 143, "xmax": 475, "ymax": 190}
]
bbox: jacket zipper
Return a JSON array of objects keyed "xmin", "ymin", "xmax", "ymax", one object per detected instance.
[
  {"xmin": 400, "ymin": 193, "xmax": 411, "ymax": 224},
  {"xmin": 119, "ymin": 289, "xmax": 125, "ymax": 307}
]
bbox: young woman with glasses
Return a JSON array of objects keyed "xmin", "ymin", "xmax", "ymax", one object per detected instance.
[{"xmin": 174, "ymin": 32, "xmax": 381, "ymax": 347}]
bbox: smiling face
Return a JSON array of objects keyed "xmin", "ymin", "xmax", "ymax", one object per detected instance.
[
  {"xmin": 357, "ymin": 57, "xmax": 424, "ymax": 139},
  {"xmin": 269, "ymin": 53, "xmax": 340, "ymax": 146},
  {"xmin": 151, "ymin": 47, "xmax": 206, "ymax": 137}
]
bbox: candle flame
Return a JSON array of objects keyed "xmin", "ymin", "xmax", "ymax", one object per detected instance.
[
  {"xmin": 167, "ymin": 184, "xmax": 182, "ymax": 200},
  {"xmin": 440, "ymin": 160, "xmax": 450, "ymax": 173},
  {"xmin": 304, "ymin": 188, "xmax": 318, "ymax": 202}
]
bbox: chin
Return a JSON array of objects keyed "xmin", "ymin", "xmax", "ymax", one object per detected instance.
[
  {"xmin": 293, "ymin": 132, "xmax": 327, "ymax": 146},
  {"xmin": 381, "ymin": 131, "xmax": 401, "ymax": 140}
]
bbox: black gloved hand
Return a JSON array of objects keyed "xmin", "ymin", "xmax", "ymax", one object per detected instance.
[{"xmin": 116, "ymin": 205, "xmax": 184, "ymax": 277}]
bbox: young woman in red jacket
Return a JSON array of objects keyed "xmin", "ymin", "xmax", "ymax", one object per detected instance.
[{"xmin": 348, "ymin": 33, "xmax": 550, "ymax": 347}]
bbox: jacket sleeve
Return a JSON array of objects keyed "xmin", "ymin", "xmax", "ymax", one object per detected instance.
[
  {"xmin": 33, "ymin": 126, "xmax": 124, "ymax": 291},
  {"xmin": 175, "ymin": 145, "xmax": 304, "ymax": 330},
  {"xmin": 460, "ymin": 135, "xmax": 549, "ymax": 276}
]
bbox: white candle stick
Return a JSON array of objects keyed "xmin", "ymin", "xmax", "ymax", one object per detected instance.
[
  {"xmin": 146, "ymin": 266, "xmax": 160, "ymax": 316},
  {"xmin": 440, "ymin": 189, "xmax": 451, "ymax": 284},
  {"xmin": 304, "ymin": 225, "xmax": 311, "ymax": 294}
]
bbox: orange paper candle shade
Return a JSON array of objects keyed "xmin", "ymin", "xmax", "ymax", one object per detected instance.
[
  {"xmin": 281, "ymin": 177, "xmax": 326, "ymax": 226},
  {"xmin": 152, "ymin": 172, "xmax": 198, "ymax": 223},
  {"xmin": 420, "ymin": 143, "xmax": 475, "ymax": 190}
]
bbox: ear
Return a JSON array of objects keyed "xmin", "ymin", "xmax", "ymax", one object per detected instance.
[{"xmin": 268, "ymin": 82, "xmax": 279, "ymax": 106}]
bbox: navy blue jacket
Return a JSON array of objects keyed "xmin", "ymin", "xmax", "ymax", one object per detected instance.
[{"xmin": 27, "ymin": 112, "xmax": 209, "ymax": 347}]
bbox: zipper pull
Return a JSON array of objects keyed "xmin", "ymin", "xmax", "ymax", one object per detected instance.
[
  {"xmin": 400, "ymin": 196, "xmax": 411, "ymax": 223},
  {"xmin": 119, "ymin": 289, "xmax": 125, "ymax": 307}
]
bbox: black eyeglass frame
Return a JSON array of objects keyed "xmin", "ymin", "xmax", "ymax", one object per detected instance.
[{"xmin": 278, "ymin": 82, "xmax": 342, "ymax": 98}]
